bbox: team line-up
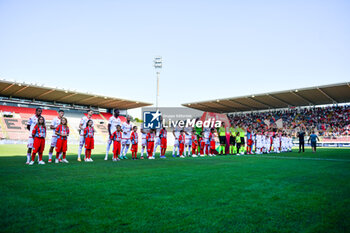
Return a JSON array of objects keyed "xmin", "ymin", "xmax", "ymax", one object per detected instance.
[{"xmin": 26, "ymin": 108, "xmax": 296, "ymax": 165}]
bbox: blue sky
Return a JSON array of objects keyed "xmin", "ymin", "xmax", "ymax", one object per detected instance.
[{"xmin": 0, "ymin": 0, "xmax": 349, "ymax": 117}]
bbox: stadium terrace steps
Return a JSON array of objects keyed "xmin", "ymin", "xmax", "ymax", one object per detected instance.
[
  {"xmin": 0, "ymin": 115, "xmax": 8, "ymax": 139},
  {"xmin": 84, "ymin": 113, "xmax": 104, "ymax": 120},
  {"xmin": 100, "ymin": 112, "xmax": 112, "ymax": 120},
  {"xmin": 0, "ymin": 105, "xmax": 111, "ymax": 144},
  {"xmin": 0, "ymin": 105, "xmax": 57, "ymax": 115}
]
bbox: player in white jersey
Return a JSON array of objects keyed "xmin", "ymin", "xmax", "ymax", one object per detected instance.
[
  {"xmin": 153, "ymin": 128, "xmax": 161, "ymax": 158},
  {"xmin": 262, "ymin": 134, "xmax": 267, "ymax": 153},
  {"xmin": 273, "ymin": 135, "xmax": 281, "ymax": 153},
  {"xmin": 255, "ymin": 133, "xmax": 261, "ymax": 154},
  {"xmin": 48, "ymin": 110, "xmax": 64, "ymax": 163},
  {"xmin": 26, "ymin": 108, "xmax": 44, "ymax": 164},
  {"xmin": 172, "ymin": 125, "xmax": 182, "ymax": 157},
  {"xmin": 105, "ymin": 109, "xmax": 122, "ymax": 160},
  {"xmin": 265, "ymin": 133, "xmax": 271, "ymax": 154},
  {"xmin": 78, "ymin": 109, "xmax": 94, "ymax": 161},
  {"xmin": 121, "ymin": 116, "xmax": 133, "ymax": 159},
  {"xmin": 140, "ymin": 128, "xmax": 148, "ymax": 159},
  {"xmin": 184, "ymin": 125, "xmax": 193, "ymax": 156},
  {"xmin": 288, "ymin": 134, "xmax": 293, "ymax": 152},
  {"xmin": 203, "ymin": 127, "xmax": 211, "ymax": 155},
  {"xmin": 287, "ymin": 134, "xmax": 291, "ymax": 152},
  {"xmin": 281, "ymin": 134, "xmax": 286, "ymax": 152}
]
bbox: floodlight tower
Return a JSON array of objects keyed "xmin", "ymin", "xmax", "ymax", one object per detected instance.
[{"xmin": 153, "ymin": 56, "xmax": 162, "ymax": 110}]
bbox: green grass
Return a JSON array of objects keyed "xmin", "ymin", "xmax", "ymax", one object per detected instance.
[{"xmin": 1, "ymin": 145, "xmax": 350, "ymax": 233}]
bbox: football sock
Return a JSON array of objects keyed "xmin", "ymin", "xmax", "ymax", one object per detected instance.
[
  {"xmin": 124, "ymin": 144, "xmax": 129, "ymax": 156},
  {"xmin": 48, "ymin": 152, "xmax": 52, "ymax": 160},
  {"xmin": 27, "ymin": 153, "xmax": 31, "ymax": 163},
  {"xmin": 121, "ymin": 144, "xmax": 125, "ymax": 156},
  {"xmin": 31, "ymin": 152, "xmax": 35, "ymax": 161},
  {"xmin": 106, "ymin": 141, "xmax": 111, "ymax": 157},
  {"xmin": 153, "ymin": 144, "xmax": 158, "ymax": 156},
  {"xmin": 78, "ymin": 146, "xmax": 82, "ymax": 159}
]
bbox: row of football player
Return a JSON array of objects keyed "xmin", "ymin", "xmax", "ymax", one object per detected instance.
[
  {"xmin": 25, "ymin": 108, "xmax": 293, "ymax": 165},
  {"xmin": 25, "ymin": 108, "xmax": 136, "ymax": 164},
  {"xmin": 252, "ymin": 133, "xmax": 293, "ymax": 154},
  {"xmin": 25, "ymin": 107, "xmax": 251, "ymax": 163}
]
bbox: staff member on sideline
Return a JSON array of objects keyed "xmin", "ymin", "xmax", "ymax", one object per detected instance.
[
  {"xmin": 308, "ymin": 131, "xmax": 320, "ymax": 153},
  {"xmin": 297, "ymin": 128, "xmax": 306, "ymax": 153}
]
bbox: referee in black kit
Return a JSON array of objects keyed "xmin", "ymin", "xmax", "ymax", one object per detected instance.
[{"xmin": 298, "ymin": 128, "xmax": 306, "ymax": 153}]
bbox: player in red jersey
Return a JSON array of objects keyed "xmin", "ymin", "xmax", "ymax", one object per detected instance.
[
  {"xmin": 55, "ymin": 117, "xmax": 70, "ymax": 163},
  {"xmin": 159, "ymin": 127, "xmax": 167, "ymax": 158},
  {"xmin": 191, "ymin": 129, "xmax": 199, "ymax": 157},
  {"xmin": 146, "ymin": 129, "xmax": 155, "ymax": 159},
  {"xmin": 209, "ymin": 128, "xmax": 217, "ymax": 156},
  {"xmin": 246, "ymin": 126, "xmax": 253, "ymax": 155},
  {"xmin": 199, "ymin": 131, "xmax": 205, "ymax": 157},
  {"xmin": 84, "ymin": 120, "xmax": 95, "ymax": 162},
  {"xmin": 48, "ymin": 110, "xmax": 64, "ymax": 163},
  {"xmin": 26, "ymin": 108, "xmax": 44, "ymax": 164},
  {"xmin": 111, "ymin": 125, "xmax": 122, "ymax": 161},
  {"xmin": 29, "ymin": 116, "xmax": 46, "ymax": 165},
  {"xmin": 179, "ymin": 130, "xmax": 185, "ymax": 158},
  {"xmin": 130, "ymin": 126, "xmax": 139, "ymax": 160}
]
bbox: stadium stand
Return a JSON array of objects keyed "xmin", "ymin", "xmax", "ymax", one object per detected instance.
[
  {"xmin": 227, "ymin": 105, "xmax": 350, "ymax": 142},
  {"xmin": 184, "ymin": 83, "xmax": 350, "ymax": 147},
  {"xmin": 0, "ymin": 104, "xmax": 135, "ymax": 144},
  {"xmin": 0, "ymin": 79, "xmax": 151, "ymax": 144},
  {"xmin": 0, "ymin": 104, "xmax": 129, "ymax": 144},
  {"xmin": 183, "ymin": 82, "xmax": 350, "ymax": 112}
]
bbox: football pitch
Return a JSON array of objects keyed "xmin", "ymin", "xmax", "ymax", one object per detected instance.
[{"xmin": 1, "ymin": 145, "xmax": 349, "ymax": 233}]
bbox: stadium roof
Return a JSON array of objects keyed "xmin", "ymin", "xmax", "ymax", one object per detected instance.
[
  {"xmin": 0, "ymin": 79, "xmax": 151, "ymax": 109},
  {"xmin": 182, "ymin": 82, "xmax": 350, "ymax": 113}
]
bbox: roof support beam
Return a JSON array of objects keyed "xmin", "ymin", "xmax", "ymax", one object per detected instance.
[
  {"xmin": 198, "ymin": 103, "xmax": 220, "ymax": 113},
  {"xmin": 107, "ymin": 100, "xmax": 131, "ymax": 109},
  {"xmin": 248, "ymin": 97, "xmax": 273, "ymax": 108},
  {"xmin": 36, "ymin": 89, "xmax": 56, "ymax": 98},
  {"xmin": 213, "ymin": 101, "xmax": 236, "ymax": 112},
  {"xmin": 290, "ymin": 91, "xmax": 315, "ymax": 105},
  {"xmin": 1, "ymin": 83, "xmax": 15, "ymax": 92},
  {"xmin": 56, "ymin": 93, "xmax": 78, "ymax": 101},
  {"xmin": 267, "ymin": 94, "xmax": 293, "ymax": 106},
  {"xmin": 79, "ymin": 96, "xmax": 98, "ymax": 102},
  {"xmin": 11, "ymin": 85, "xmax": 29, "ymax": 95},
  {"xmin": 99, "ymin": 99, "xmax": 121, "ymax": 106},
  {"xmin": 317, "ymin": 88, "xmax": 337, "ymax": 103},
  {"xmin": 228, "ymin": 99, "xmax": 252, "ymax": 110}
]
